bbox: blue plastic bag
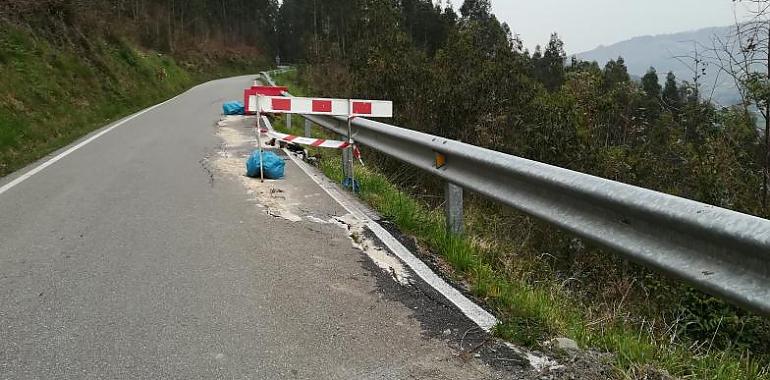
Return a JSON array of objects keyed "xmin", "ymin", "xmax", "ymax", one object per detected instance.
[
  {"xmin": 246, "ymin": 151, "xmax": 285, "ymax": 179},
  {"xmin": 223, "ymin": 101, "xmax": 244, "ymax": 115}
]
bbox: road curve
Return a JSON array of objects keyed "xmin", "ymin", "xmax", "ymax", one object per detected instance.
[{"xmin": 0, "ymin": 76, "xmax": 511, "ymax": 379}]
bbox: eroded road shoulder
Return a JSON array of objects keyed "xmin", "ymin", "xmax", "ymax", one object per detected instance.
[
  {"xmin": 212, "ymin": 113, "xmax": 619, "ymax": 380},
  {"xmin": 212, "ymin": 114, "xmax": 523, "ymax": 379}
]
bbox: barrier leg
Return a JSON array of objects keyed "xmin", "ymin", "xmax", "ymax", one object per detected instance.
[{"xmin": 257, "ymin": 116, "xmax": 265, "ymax": 183}]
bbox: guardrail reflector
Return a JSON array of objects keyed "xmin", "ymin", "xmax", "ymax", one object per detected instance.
[{"xmin": 435, "ymin": 152, "xmax": 447, "ymax": 169}]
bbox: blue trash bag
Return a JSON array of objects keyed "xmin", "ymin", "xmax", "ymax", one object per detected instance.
[
  {"xmin": 246, "ymin": 151, "xmax": 285, "ymax": 179},
  {"xmin": 341, "ymin": 178, "xmax": 361, "ymax": 193},
  {"xmin": 223, "ymin": 101, "xmax": 244, "ymax": 115}
]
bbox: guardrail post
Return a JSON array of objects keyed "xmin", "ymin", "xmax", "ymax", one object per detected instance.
[
  {"xmin": 286, "ymin": 114, "xmax": 292, "ymax": 130},
  {"xmin": 445, "ymin": 182, "xmax": 464, "ymax": 235},
  {"xmin": 342, "ymin": 146, "xmax": 354, "ymax": 180},
  {"xmin": 304, "ymin": 118, "xmax": 312, "ymax": 137}
]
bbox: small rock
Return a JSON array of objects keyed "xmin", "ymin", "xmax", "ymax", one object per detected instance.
[
  {"xmin": 442, "ymin": 329, "xmax": 452, "ymax": 337},
  {"xmin": 551, "ymin": 337, "xmax": 580, "ymax": 352}
]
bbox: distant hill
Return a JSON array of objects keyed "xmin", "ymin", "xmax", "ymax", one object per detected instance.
[{"xmin": 576, "ymin": 25, "xmax": 742, "ymax": 105}]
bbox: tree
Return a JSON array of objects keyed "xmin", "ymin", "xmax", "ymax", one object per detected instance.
[
  {"xmin": 533, "ymin": 33, "xmax": 566, "ymax": 92},
  {"xmin": 642, "ymin": 67, "xmax": 662, "ymax": 99},
  {"xmin": 2, "ymin": 0, "xmax": 280, "ymax": 56},
  {"xmin": 641, "ymin": 67, "xmax": 662, "ymax": 121},
  {"xmin": 602, "ymin": 56, "xmax": 630, "ymax": 90},
  {"xmin": 673, "ymin": 41, "xmax": 708, "ymax": 102},
  {"xmin": 400, "ymin": 0, "xmax": 456, "ymax": 54},
  {"xmin": 459, "ymin": 0, "xmax": 490, "ymax": 20},
  {"xmin": 709, "ymin": 0, "xmax": 770, "ymax": 208},
  {"xmin": 663, "ymin": 71, "xmax": 682, "ymax": 112}
]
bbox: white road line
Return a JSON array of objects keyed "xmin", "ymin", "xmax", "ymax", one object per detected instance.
[
  {"xmin": 283, "ymin": 149, "xmax": 500, "ymax": 331},
  {"xmin": 0, "ymin": 91, "xmax": 189, "ymax": 197}
]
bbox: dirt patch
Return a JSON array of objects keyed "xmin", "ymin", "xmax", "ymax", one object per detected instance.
[
  {"xmin": 214, "ymin": 115, "xmax": 304, "ymax": 222},
  {"xmin": 528, "ymin": 349, "xmax": 618, "ymax": 380},
  {"xmin": 213, "ymin": 116, "xmax": 414, "ymax": 287}
]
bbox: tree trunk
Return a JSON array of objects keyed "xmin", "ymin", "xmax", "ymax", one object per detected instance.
[
  {"xmin": 765, "ymin": 28, "xmax": 770, "ymax": 210},
  {"xmin": 313, "ymin": 0, "xmax": 318, "ymax": 57},
  {"xmin": 765, "ymin": 109, "xmax": 769, "ymax": 209}
]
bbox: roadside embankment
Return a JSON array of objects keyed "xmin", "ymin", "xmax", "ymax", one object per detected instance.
[{"xmin": 0, "ymin": 21, "xmax": 265, "ymax": 177}]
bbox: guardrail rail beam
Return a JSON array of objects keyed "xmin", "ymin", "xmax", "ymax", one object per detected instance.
[{"xmin": 260, "ymin": 71, "xmax": 770, "ymax": 316}]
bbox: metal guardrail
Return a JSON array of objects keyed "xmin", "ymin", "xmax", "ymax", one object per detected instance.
[{"xmin": 261, "ymin": 71, "xmax": 770, "ymax": 316}]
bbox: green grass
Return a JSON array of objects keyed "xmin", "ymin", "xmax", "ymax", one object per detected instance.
[
  {"xmin": 0, "ymin": 22, "xmax": 264, "ymax": 177},
  {"xmin": 272, "ymin": 69, "xmax": 306, "ymax": 96},
  {"xmin": 273, "ymin": 69, "xmax": 770, "ymax": 380},
  {"xmin": 324, "ymin": 160, "xmax": 769, "ymax": 380}
]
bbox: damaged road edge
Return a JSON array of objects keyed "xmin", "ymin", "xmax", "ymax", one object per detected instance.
[
  {"xmin": 281, "ymin": 147, "xmax": 579, "ymax": 374},
  {"xmin": 281, "ymin": 145, "xmax": 499, "ymax": 331},
  {"xmin": 213, "ymin": 114, "xmax": 574, "ymax": 375}
]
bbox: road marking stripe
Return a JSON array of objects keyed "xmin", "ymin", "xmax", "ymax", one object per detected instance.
[
  {"xmin": 283, "ymin": 148, "xmax": 499, "ymax": 331},
  {"xmin": 0, "ymin": 89, "xmax": 190, "ymax": 197}
]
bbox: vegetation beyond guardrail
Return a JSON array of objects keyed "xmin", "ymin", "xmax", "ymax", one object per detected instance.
[{"xmin": 269, "ymin": 67, "xmax": 770, "ymax": 380}]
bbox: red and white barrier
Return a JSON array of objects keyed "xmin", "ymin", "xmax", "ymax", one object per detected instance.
[
  {"xmin": 244, "ymin": 85, "xmax": 287, "ymax": 114},
  {"xmin": 260, "ymin": 116, "xmax": 350, "ymax": 149},
  {"xmin": 270, "ymin": 132, "xmax": 352, "ymax": 149},
  {"xmin": 245, "ymin": 87, "xmax": 392, "ymax": 187},
  {"xmin": 257, "ymin": 96, "xmax": 393, "ymax": 118}
]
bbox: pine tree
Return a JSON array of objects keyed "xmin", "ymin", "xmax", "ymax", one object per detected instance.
[
  {"xmin": 641, "ymin": 67, "xmax": 662, "ymax": 121},
  {"xmin": 642, "ymin": 67, "xmax": 661, "ymax": 99},
  {"xmin": 532, "ymin": 33, "xmax": 566, "ymax": 92},
  {"xmin": 662, "ymin": 71, "xmax": 681, "ymax": 112},
  {"xmin": 601, "ymin": 56, "xmax": 630, "ymax": 90}
]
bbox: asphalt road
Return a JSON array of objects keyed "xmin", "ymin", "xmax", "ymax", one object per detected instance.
[{"xmin": 0, "ymin": 76, "xmax": 512, "ymax": 379}]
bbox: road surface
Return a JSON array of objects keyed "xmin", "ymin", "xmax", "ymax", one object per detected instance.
[{"xmin": 0, "ymin": 76, "xmax": 517, "ymax": 379}]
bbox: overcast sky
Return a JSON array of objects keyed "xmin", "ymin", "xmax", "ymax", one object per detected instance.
[{"xmin": 447, "ymin": 0, "xmax": 754, "ymax": 54}]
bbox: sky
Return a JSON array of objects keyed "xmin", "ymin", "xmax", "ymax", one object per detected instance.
[{"xmin": 445, "ymin": 0, "xmax": 755, "ymax": 54}]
